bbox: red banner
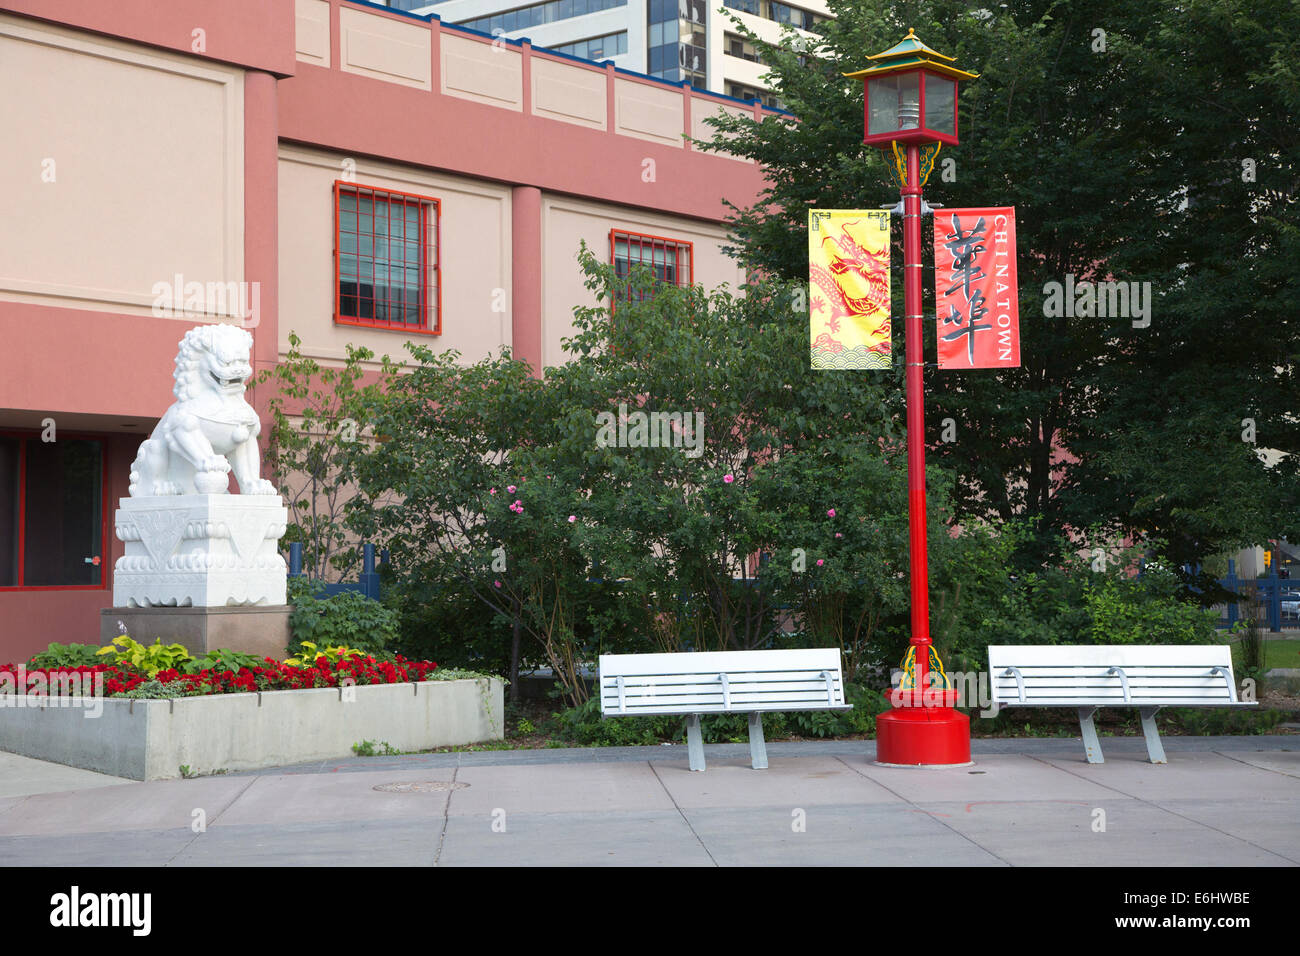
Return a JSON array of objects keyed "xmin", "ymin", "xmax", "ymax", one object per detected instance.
[{"xmin": 933, "ymin": 207, "xmax": 1020, "ymax": 369}]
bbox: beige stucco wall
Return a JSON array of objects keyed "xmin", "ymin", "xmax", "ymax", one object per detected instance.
[
  {"xmin": 0, "ymin": 13, "xmax": 244, "ymax": 316},
  {"xmin": 277, "ymin": 144, "xmax": 513, "ymax": 367},
  {"xmin": 540, "ymin": 196, "xmax": 748, "ymax": 370}
]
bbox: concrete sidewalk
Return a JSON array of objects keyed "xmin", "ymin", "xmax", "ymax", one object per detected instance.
[{"xmin": 0, "ymin": 738, "xmax": 1296, "ymax": 866}]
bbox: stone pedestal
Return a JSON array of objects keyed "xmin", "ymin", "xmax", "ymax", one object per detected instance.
[
  {"xmin": 107, "ymin": 494, "xmax": 291, "ymax": 658},
  {"xmin": 100, "ymin": 606, "xmax": 292, "ymax": 660},
  {"xmin": 113, "ymin": 495, "xmax": 288, "ymax": 608}
]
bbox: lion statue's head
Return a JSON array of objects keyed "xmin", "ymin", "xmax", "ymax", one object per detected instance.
[{"xmin": 173, "ymin": 324, "xmax": 255, "ymax": 402}]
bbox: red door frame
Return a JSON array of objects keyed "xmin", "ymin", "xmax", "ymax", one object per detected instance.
[{"xmin": 0, "ymin": 430, "xmax": 111, "ymax": 592}]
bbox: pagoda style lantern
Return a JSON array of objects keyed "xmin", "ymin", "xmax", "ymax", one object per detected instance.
[
  {"xmin": 846, "ymin": 28, "xmax": 975, "ymax": 148},
  {"xmin": 842, "ymin": 31, "xmax": 978, "ymax": 768}
]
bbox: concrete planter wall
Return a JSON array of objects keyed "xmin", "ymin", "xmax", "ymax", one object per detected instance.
[{"xmin": 0, "ymin": 678, "xmax": 503, "ymax": 780}]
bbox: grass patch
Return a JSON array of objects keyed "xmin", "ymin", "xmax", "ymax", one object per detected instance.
[{"xmin": 1229, "ymin": 636, "xmax": 1300, "ymax": 671}]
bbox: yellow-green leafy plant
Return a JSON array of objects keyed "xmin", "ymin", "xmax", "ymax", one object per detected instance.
[
  {"xmin": 283, "ymin": 641, "xmax": 366, "ymax": 667},
  {"xmin": 96, "ymin": 636, "xmax": 193, "ymax": 677}
]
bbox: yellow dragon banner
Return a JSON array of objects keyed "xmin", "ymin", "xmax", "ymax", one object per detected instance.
[{"xmin": 807, "ymin": 210, "xmax": 892, "ymax": 370}]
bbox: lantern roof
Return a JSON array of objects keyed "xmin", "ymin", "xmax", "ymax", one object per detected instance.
[{"xmin": 843, "ymin": 28, "xmax": 979, "ymax": 82}]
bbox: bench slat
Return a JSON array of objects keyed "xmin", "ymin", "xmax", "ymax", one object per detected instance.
[
  {"xmin": 609, "ymin": 702, "xmax": 853, "ymax": 716},
  {"xmin": 599, "ymin": 671, "xmax": 843, "ymax": 687},
  {"xmin": 988, "ymin": 645, "xmax": 1245, "ymax": 706},
  {"xmin": 598, "ymin": 649, "xmax": 848, "ymax": 717},
  {"xmin": 599, "ymin": 649, "xmax": 843, "ymax": 678},
  {"xmin": 601, "ymin": 679, "xmax": 843, "ymax": 694}
]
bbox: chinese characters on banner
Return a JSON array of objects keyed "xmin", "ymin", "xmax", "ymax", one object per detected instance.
[
  {"xmin": 933, "ymin": 207, "xmax": 1020, "ymax": 369},
  {"xmin": 807, "ymin": 210, "xmax": 892, "ymax": 370}
]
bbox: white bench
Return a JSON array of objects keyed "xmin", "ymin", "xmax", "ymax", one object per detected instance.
[
  {"xmin": 988, "ymin": 645, "xmax": 1255, "ymax": 764},
  {"xmin": 598, "ymin": 649, "xmax": 851, "ymax": 771}
]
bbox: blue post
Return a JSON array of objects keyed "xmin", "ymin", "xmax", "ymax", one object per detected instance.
[
  {"xmin": 1223, "ymin": 559, "xmax": 1238, "ymax": 629},
  {"xmin": 359, "ymin": 541, "xmax": 380, "ymax": 601},
  {"xmin": 288, "ymin": 541, "xmax": 303, "ymax": 577},
  {"xmin": 1267, "ymin": 570, "xmax": 1282, "ymax": 633}
]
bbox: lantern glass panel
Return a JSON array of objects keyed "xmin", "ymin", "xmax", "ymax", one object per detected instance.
[
  {"xmin": 867, "ymin": 76, "xmax": 898, "ymax": 134},
  {"xmin": 867, "ymin": 71, "xmax": 920, "ymax": 134},
  {"xmin": 924, "ymin": 75, "xmax": 955, "ymax": 135}
]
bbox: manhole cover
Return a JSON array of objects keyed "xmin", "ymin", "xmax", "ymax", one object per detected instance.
[{"xmin": 372, "ymin": 781, "xmax": 468, "ymax": 793}]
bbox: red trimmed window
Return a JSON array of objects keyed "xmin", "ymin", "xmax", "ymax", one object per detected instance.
[
  {"xmin": 610, "ymin": 229, "xmax": 693, "ymax": 302},
  {"xmin": 0, "ymin": 434, "xmax": 107, "ymax": 589},
  {"xmin": 335, "ymin": 182, "xmax": 440, "ymax": 334}
]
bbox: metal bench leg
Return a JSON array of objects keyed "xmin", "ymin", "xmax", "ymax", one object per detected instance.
[
  {"xmin": 1138, "ymin": 707, "xmax": 1166, "ymax": 764},
  {"xmin": 1078, "ymin": 707, "xmax": 1104, "ymax": 764},
  {"xmin": 686, "ymin": 714, "xmax": 705, "ymax": 772},
  {"xmin": 747, "ymin": 712, "xmax": 768, "ymax": 770}
]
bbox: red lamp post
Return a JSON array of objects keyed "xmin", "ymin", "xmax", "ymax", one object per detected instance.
[{"xmin": 845, "ymin": 30, "xmax": 977, "ymax": 767}]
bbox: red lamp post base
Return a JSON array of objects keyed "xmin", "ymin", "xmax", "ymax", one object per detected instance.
[{"xmin": 875, "ymin": 702, "xmax": 972, "ymax": 768}]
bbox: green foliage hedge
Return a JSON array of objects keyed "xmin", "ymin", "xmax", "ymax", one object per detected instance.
[{"xmin": 287, "ymin": 578, "xmax": 399, "ymax": 655}]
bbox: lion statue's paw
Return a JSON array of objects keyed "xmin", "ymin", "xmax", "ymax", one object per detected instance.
[{"xmin": 194, "ymin": 471, "xmax": 229, "ymax": 495}]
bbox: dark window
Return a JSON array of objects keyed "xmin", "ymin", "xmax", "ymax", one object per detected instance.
[
  {"xmin": 0, "ymin": 436, "xmax": 105, "ymax": 589},
  {"xmin": 611, "ymin": 229, "xmax": 693, "ymax": 303},
  {"xmin": 335, "ymin": 182, "xmax": 440, "ymax": 333}
]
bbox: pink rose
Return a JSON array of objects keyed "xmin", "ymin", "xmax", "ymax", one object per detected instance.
[
  {"xmin": 816, "ymin": 559, "xmax": 824, "ymax": 566},
  {"xmin": 827, "ymin": 508, "xmax": 836, "ymax": 517},
  {"xmin": 568, "ymin": 515, "xmax": 576, "ymax": 523},
  {"xmin": 723, "ymin": 474, "xmax": 735, "ymax": 484}
]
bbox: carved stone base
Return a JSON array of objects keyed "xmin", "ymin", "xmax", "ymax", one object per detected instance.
[
  {"xmin": 113, "ymin": 495, "xmax": 288, "ymax": 608},
  {"xmin": 100, "ymin": 606, "xmax": 292, "ymax": 660}
]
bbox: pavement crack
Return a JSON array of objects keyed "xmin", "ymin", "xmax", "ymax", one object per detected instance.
[
  {"xmin": 431, "ymin": 766, "xmax": 459, "ymax": 867},
  {"xmin": 162, "ymin": 774, "xmax": 261, "ymax": 867},
  {"xmin": 1214, "ymin": 749, "xmax": 1300, "ymax": 779},
  {"xmin": 1029, "ymin": 753, "xmax": 1300, "ymax": 866},
  {"xmin": 648, "ymin": 762, "xmax": 718, "ymax": 867},
  {"xmin": 832, "ymin": 755, "xmax": 1015, "ymax": 867}
]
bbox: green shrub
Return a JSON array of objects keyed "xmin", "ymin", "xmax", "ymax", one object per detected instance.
[
  {"xmin": 27, "ymin": 643, "xmax": 104, "ymax": 669},
  {"xmin": 550, "ymin": 682, "xmax": 887, "ymax": 746},
  {"xmin": 1084, "ymin": 568, "xmax": 1221, "ymax": 645},
  {"xmin": 287, "ymin": 578, "xmax": 399, "ymax": 654},
  {"xmin": 110, "ymin": 679, "xmax": 207, "ymax": 700},
  {"xmin": 388, "ymin": 579, "xmax": 518, "ymax": 676},
  {"xmin": 1169, "ymin": 706, "xmax": 1286, "ymax": 736},
  {"xmin": 182, "ymin": 648, "xmax": 270, "ymax": 673}
]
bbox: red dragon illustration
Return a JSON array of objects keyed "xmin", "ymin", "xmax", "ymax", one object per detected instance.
[{"xmin": 809, "ymin": 219, "xmax": 890, "ymax": 325}]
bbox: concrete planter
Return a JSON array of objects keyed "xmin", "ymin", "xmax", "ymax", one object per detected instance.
[{"xmin": 0, "ymin": 678, "xmax": 503, "ymax": 780}]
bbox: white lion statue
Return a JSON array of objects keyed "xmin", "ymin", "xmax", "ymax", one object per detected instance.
[{"xmin": 129, "ymin": 324, "xmax": 278, "ymax": 496}]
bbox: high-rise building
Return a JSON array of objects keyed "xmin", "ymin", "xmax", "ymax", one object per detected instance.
[{"xmin": 385, "ymin": 0, "xmax": 830, "ymax": 108}]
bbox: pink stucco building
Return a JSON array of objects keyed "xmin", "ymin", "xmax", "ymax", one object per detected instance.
[{"xmin": 0, "ymin": 0, "xmax": 774, "ymax": 661}]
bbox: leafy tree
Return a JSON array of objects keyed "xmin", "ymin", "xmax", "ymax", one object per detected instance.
[
  {"xmin": 701, "ymin": 0, "xmax": 1300, "ymax": 578},
  {"xmin": 255, "ymin": 332, "xmax": 398, "ymax": 580},
  {"xmin": 346, "ymin": 251, "xmax": 969, "ymax": 702}
]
